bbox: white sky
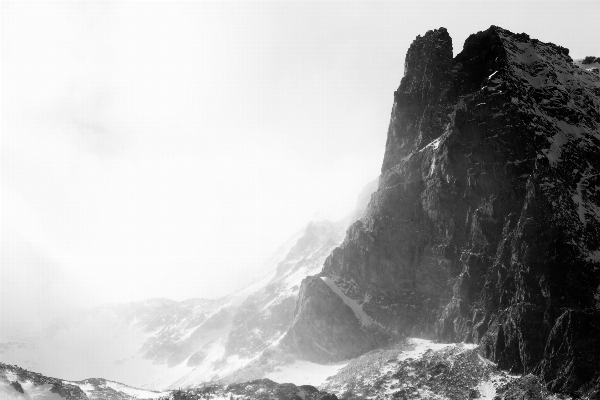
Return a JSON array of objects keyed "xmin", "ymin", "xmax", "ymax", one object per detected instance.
[{"xmin": 2, "ymin": 1, "xmax": 599, "ymax": 312}]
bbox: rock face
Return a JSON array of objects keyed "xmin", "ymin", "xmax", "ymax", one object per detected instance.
[{"xmin": 286, "ymin": 26, "xmax": 600, "ymax": 395}]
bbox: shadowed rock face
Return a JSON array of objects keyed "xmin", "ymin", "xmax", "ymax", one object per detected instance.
[{"xmin": 286, "ymin": 26, "xmax": 600, "ymax": 395}]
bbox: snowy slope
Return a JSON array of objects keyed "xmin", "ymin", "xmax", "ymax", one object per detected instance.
[
  {"xmin": 320, "ymin": 338, "xmax": 521, "ymax": 400},
  {"xmin": 166, "ymin": 220, "xmax": 349, "ymax": 388}
]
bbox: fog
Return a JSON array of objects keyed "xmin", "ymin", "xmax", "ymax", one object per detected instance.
[{"xmin": 2, "ymin": 1, "xmax": 599, "ymax": 322}]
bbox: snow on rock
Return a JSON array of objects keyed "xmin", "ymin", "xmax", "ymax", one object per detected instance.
[
  {"xmin": 322, "ymin": 338, "xmax": 520, "ymax": 399},
  {"xmin": 320, "ymin": 277, "xmax": 374, "ymax": 327},
  {"xmin": 475, "ymin": 379, "xmax": 497, "ymax": 400},
  {"xmin": 64, "ymin": 381, "xmax": 95, "ymax": 396}
]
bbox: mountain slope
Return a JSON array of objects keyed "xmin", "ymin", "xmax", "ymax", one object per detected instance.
[
  {"xmin": 166, "ymin": 219, "xmax": 350, "ymax": 388},
  {"xmin": 0, "ymin": 362, "xmax": 170, "ymax": 400},
  {"xmin": 0, "ymin": 181, "xmax": 377, "ymax": 391},
  {"xmin": 285, "ymin": 26, "xmax": 600, "ymax": 395}
]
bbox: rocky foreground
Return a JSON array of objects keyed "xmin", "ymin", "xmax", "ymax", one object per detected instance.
[{"xmin": 5, "ymin": 338, "xmax": 597, "ymax": 399}]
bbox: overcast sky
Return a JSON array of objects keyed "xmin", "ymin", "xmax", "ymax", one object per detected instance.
[{"xmin": 2, "ymin": 1, "xmax": 599, "ymax": 316}]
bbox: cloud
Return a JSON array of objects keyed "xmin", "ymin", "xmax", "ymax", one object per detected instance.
[{"xmin": 0, "ymin": 228, "xmax": 93, "ymax": 332}]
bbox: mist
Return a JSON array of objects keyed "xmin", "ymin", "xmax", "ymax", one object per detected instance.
[{"xmin": 2, "ymin": 1, "xmax": 599, "ymax": 308}]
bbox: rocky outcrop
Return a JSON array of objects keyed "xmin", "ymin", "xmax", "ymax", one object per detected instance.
[
  {"xmin": 287, "ymin": 26, "xmax": 600, "ymax": 395},
  {"xmin": 0, "ymin": 362, "xmax": 88, "ymax": 400},
  {"xmin": 582, "ymin": 56, "xmax": 600, "ymax": 65}
]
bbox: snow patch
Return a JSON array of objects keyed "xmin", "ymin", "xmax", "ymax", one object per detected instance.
[
  {"xmin": 69, "ymin": 382, "xmax": 95, "ymax": 395},
  {"xmin": 545, "ymin": 131, "xmax": 568, "ymax": 165},
  {"xmin": 478, "ymin": 353, "xmax": 497, "ymax": 367},
  {"xmin": 587, "ymin": 250, "xmax": 600, "ymax": 261},
  {"xmin": 105, "ymin": 380, "xmax": 168, "ymax": 399},
  {"xmin": 264, "ymin": 360, "xmax": 348, "ymax": 387},
  {"xmin": 424, "ymin": 136, "xmax": 442, "ymax": 151},
  {"xmin": 321, "ymin": 277, "xmax": 374, "ymax": 327},
  {"xmin": 476, "ymin": 379, "xmax": 497, "ymax": 400},
  {"xmin": 397, "ymin": 338, "xmax": 454, "ymax": 361}
]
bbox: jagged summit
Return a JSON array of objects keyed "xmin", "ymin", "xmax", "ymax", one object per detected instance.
[
  {"xmin": 285, "ymin": 26, "xmax": 600, "ymax": 396},
  {"xmin": 383, "ymin": 27, "xmax": 453, "ymax": 171}
]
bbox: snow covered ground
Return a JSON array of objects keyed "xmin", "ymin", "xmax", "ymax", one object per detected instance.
[
  {"xmin": 397, "ymin": 338, "xmax": 472, "ymax": 361},
  {"xmin": 264, "ymin": 359, "xmax": 348, "ymax": 386},
  {"xmin": 104, "ymin": 380, "xmax": 169, "ymax": 399},
  {"xmin": 322, "ymin": 338, "xmax": 519, "ymax": 399}
]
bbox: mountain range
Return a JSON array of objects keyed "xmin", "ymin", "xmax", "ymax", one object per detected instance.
[{"xmin": 1, "ymin": 25, "xmax": 599, "ymax": 400}]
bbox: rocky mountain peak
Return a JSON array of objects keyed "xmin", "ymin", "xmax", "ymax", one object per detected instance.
[
  {"xmin": 403, "ymin": 27, "xmax": 452, "ymax": 79},
  {"xmin": 382, "ymin": 27, "xmax": 453, "ymax": 171},
  {"xmin": 286, "ymin": 25, "xmax": 600, "ymax": 396}
]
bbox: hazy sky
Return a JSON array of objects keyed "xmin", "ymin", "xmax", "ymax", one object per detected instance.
[{"xmin": 2, "ymin": 1, "xmax": 599, "ymax": 313}]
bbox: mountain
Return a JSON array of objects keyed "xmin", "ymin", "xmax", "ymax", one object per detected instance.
[
  {"xmin": 0, "ymin": 180, "xmax": 377, "ymax": 391},
  {"xmin": 283, "ymin": 26, "xmax": 600, "ymax": 396},
  {"xmin": 3, "ymin": 25, "xmax": 599, "ymax": 399},
  {"xmin": 0, "ymin": 361, "xmax": 171, "ymax": 400}
]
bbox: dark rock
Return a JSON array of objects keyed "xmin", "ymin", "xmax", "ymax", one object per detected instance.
[
  {"xmin": 282, "ymin": 275, "xmax": 390, "ymax": 362},
  {"xmin": 10, "ymin": 380, "xmax": 24, "ymax": 393},
  {"xmin": 582, "ymin": 56, "xmax": 600, "ymax": 64},
  {"xmin": 538, "ymin": 309, "xmax": 600, "ymax": 394}
]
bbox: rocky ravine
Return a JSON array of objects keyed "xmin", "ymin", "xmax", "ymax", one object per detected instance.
[{"xmin": 284, "ymin": 26, "xmax": 600, "ymax": 396}]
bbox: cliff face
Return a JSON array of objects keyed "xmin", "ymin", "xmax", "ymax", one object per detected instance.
[{"xmin": 285, "ymin": 26, "xmax": 600, "ymax": 394}]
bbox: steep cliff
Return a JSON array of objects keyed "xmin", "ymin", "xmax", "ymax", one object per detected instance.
[{"xmin": 285, "ymin": 26, "xmax": 600, "ymax": 395}]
